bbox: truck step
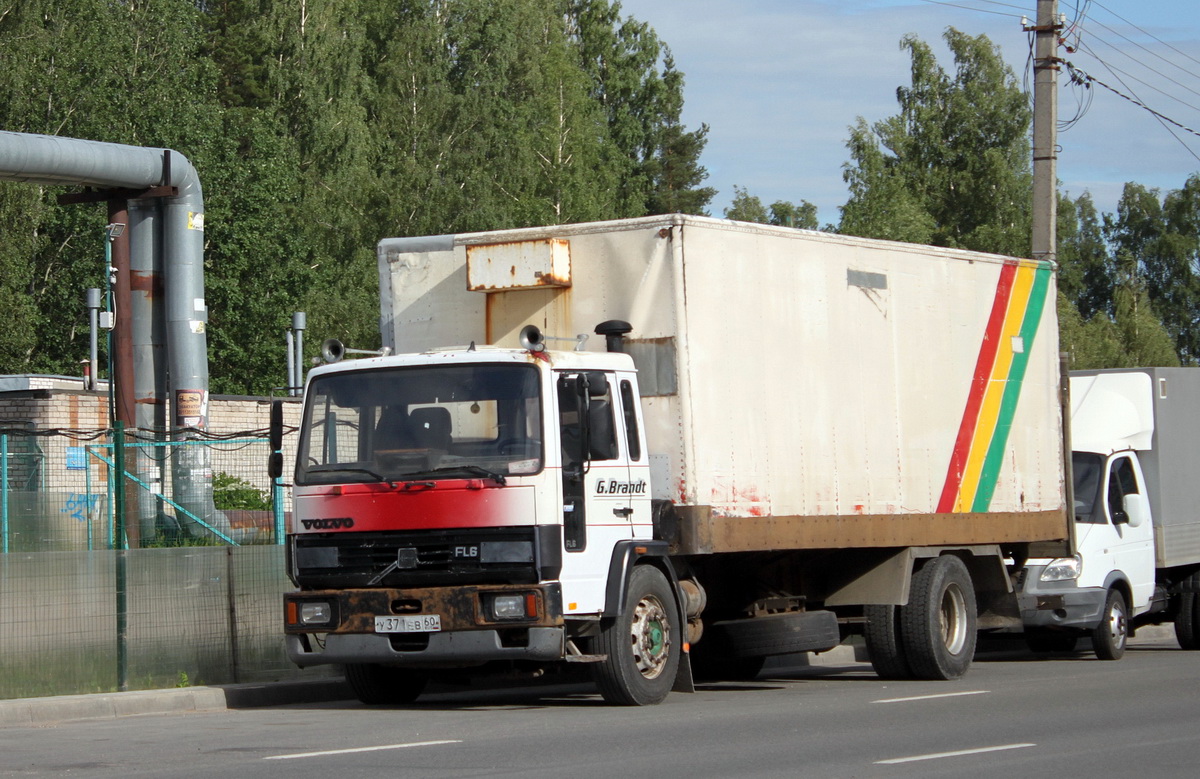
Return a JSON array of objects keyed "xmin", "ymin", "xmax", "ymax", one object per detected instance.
[{"xmin": 564, "ymin": 653, "xmax": 608, "ymax": 664}]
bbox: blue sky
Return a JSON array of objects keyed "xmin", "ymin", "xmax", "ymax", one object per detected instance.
[{"xmin": 618, "ymin": 0, "xmax": 1200, "ymax": 227}]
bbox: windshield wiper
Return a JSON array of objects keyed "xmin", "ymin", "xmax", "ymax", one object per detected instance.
[
  {"xmin": 304, "ymin": 465, "xmax": 389, "ymax": 483},
  {"xmin": 402, "ymin": 465, "xmax": 507, "ymax": 486}
]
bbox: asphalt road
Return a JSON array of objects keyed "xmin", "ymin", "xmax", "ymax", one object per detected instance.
[{"xmin": 1, "ymin": 629, "xmax": 1195, "ymax": 778}]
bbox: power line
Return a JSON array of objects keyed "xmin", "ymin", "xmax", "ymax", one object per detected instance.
[
  {"xmin": 1089, "ymin": 0, "xmax": 1200, "ymax": 71},
  {"xmin": 1073, "ymin": 14, "xmax": 1200, "ymax": 90},
  {"xmin": 1063, "ymin": 60, "xmax": 1200, "ymax": 165},
  {"xmin": 1076, "ymin": 39, "xmax": 1200, "ymax": 115},
  {"xmin": 914, "ymin": 0, "xmax": 1026, "ymax": 20}
]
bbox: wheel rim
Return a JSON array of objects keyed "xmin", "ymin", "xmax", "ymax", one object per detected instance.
[
  {"xmin": 630, "ymin": 593, "xmax": 671, "ymax": 680},
  {"xmin": 1106, "ymin": 601, "xmax": 1128, "ymax": 648},
  {"xmin": 939, "ymin": 582, "xmax": 969, "ymax": 655}
]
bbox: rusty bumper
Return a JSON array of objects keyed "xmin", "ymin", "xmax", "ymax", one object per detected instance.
[{"xmin": 284, "ymin": 583, "xmax": 565, "ymax": 668}]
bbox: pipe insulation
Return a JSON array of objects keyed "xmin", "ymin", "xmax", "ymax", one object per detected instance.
[{"xmin": 0, "ymin": 131, "xmax": 252, "ymax": 543}]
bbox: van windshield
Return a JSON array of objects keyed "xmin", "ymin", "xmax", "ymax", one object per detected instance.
[
  {"xmin": 296, "ymin": 363, "xmax": 542, "ymax": 485},
  {"xmin": 1072, "ymin": 452, "xmax": 1104, "ymax": 523}
]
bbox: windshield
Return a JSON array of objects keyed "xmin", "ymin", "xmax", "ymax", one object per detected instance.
[
  {"xmin": 1072, "ymin": 451, "xmax": 1103, "ymax": 523},
  {"xmin": 297, "ymin": 363, "xmax": 542, "ymax": 485}
]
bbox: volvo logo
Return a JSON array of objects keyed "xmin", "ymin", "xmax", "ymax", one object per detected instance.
[{"xmin": 301, "ymin": 517, "xmax": 355, "ymax": 530}]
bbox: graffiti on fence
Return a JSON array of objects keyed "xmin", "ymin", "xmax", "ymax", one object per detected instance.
[{"xmin": 61, "ymin": 493, "xmax": 104, "ymax": 523}]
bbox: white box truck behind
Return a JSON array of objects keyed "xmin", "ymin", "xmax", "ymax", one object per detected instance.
[
  {"xmin": 1018, "ymin": 367, "xmax": 1200, "ymax": 658},
  {"xmin": 277, "ymin": 215, "xmax": 1069, "ymax": 705}
]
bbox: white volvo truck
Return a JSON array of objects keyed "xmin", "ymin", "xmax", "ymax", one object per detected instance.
[
  {"xmin": 1017, "ymin": 368, "xmax": 1200, "ymax": 658},
  {"xmin": 273, "ymin": 215, "xmax": 1070, "ymax": 705}
]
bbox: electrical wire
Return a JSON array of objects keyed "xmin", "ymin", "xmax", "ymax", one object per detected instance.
[
  {"xmin": 1075, "ymin": 40, "xmax": 1200, "ymax": 120},
  {"xmin": 1090, "ymin": 0, "xmax": 1200, "ymax": 71},
  {"xmin": 914, "ymin": 0, "xmax": 1026, "ymax": 21},
  {"xmin": 1062, "ymin": 61, "xmax": 1200, "ymax": 164}
]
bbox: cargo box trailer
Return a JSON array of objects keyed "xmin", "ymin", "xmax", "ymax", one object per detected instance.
[{"xmin": 275, "ymin": 214, "xmax": 1069, "ymax": 704}]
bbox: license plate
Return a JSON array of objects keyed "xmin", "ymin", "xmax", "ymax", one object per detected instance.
[{"xmin": 374, "ymin": 614, "xmax": 441, "ymax": 633}]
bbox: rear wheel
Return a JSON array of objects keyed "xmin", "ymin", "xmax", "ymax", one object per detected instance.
[
  {"xmin": 1090, "ymin": 588, "xmax": 1128, "ymax": 661},
  {"xmin": 1174, "ymin": 573, "xmax": 1200, "ymax": 650},
  {"xmin": 900, "ymin": 555, "xmax": 977, "ymax": 680},
  {"xmin": 344, "ymin": 663, "xmax": 427, "ymax": 705},
  {"xmin": 1175, "ymin": 591, "xmax": 1200, "ymax": 650},
  {"xmin": 592, "ymin": 565, "xmax": 681, "ymax": 706},
  {"xmin": 864, "ymin": 604, "xmax": 913, "ymax": 679}
]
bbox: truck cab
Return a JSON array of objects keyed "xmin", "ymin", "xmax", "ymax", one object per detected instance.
[
  {"xmin": 280, "ymin": 334, "xmax": 679, "ymax": 705},
  {"xmin": 1017, "ymin": 372, "xmax": 1158, "ymax": 658}
]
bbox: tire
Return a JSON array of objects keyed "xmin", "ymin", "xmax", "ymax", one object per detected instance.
[
  {"xmin": 1025, "ymin": 630, "xmax": 1079, "ymax": 654},
  {"xmin": 1175, "ymin": 591, "xmax": 1200, "ymax": 650},
  {"xmin": 718, "ymin": 610, "xmax": 841, "ymax": 658},
  {"xmin": 344, "ymin": 663, "xmax": 427, "ymax": 705},
  {"xmin": 1090, "ymin": 588, "xmax": 1128, "ymax": 661},
  {"xmin": 864, "ymin": 604, "xmax": 913, "ymax": 680},
  {"xmin": 900, "ymin": 555, "xmax": 978, "ymax": 680},
  {"xmin": 592, "ymin": 565, "xmax": 681, "ymax": 706}
]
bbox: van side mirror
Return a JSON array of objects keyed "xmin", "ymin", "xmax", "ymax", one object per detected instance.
[{"xmin": 1123, "ymin": 493, "xmax": 1149, "ymax": 529}]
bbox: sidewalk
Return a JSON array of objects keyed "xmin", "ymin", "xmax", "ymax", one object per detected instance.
[{"xmin": 0, "ymin": 677, "xmax": 352, "ymax": 729}]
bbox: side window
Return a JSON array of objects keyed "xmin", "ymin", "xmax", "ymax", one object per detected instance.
[
  {"xmin": 586, "ymin": 377, "xmax": 618, "ymax": 461},
  {"xmin": 1107, "ymin": 457, "xmax": 1140, "ymax": 525},
  {"xmin": 620, "ymin": 380, "xmax": 642, "ymax": 462},
  {"xmin": 557, "ymin": 372, "xmax": 618, "ymax": 464}
]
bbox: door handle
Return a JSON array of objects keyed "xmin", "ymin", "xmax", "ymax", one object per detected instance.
[{"xmin": 612, "ymin": 507, "xmax": 633, "ymax": 518}]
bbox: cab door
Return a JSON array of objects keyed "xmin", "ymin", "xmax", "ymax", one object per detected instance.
[
  {"xmin": 555, "ymin": 370, "xmax": 643, "ymax": 615},
  {"xmin": 1080, "ymin": 453, "xmax": 1156, "ymax": 613}
]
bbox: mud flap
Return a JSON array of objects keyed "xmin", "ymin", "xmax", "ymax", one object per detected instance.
[{"xmin": 672, "ymin": 647, "xmax": 696, "ymax": 693}]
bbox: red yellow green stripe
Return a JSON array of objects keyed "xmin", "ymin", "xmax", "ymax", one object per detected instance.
[{"xmin": 937, "ymin": 259, "xmax": 1053, "ymax": 513}]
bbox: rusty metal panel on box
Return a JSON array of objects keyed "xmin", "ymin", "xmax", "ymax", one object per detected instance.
[{"xmin": 466, "ymin": 238, "xmax": 571, "ymax": 291}]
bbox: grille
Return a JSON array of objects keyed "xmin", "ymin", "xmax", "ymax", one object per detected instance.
[{"xmin": 292, "ymin": 528, "xmax": 540, "ymax": 589}]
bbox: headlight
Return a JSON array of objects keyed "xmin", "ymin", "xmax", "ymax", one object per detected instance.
[
  {"xmin": 299, "ymin": 601, "xmax": 333, "ymax": 625},
  {"xmin": 1040, "ymin": 555, "xmax": 1082, "ymax": 582},
  {"xmin": 488, "ymin": 593, "xmax": 535, "ymax": 620}
]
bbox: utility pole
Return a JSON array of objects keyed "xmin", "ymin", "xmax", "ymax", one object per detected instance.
[{"xmin": 1030, "ymin": 0, "xmax": 1061, "ymax": 262}]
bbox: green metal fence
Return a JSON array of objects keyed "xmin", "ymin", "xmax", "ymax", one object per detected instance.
[{"xmin": 0, "ymin": 427, "xmax": 332, "ymax": 700}]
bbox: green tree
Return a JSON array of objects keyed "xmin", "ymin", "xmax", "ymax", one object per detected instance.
[
  {"xmin": 568, "ymin": 0, "xmax": 712, "ymax": 216},
  {"xmin": 724, "ymin": 185, "xmax": 769, "ymax": 223},
  {"xmin": 839, "ymin": 29, "xmax": 1031, "ymax": 256},
  {"xmin": 769, "ymin": 200, "xmax": 819, "ymax": 230},
  {"xmin": 1057, "ymin": 191, "xmax": 1112, "ymax": 320}
]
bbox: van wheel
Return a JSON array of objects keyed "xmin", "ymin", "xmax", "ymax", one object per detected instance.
[
  {"xmin": 864, "ymin": 605, "xmax": 913, "ymax": 679},
  {"xmin": 1091, "ymin": 588, "xmax": 1128, "ymax": 660},
  {"xmin": 1174, "ymin": 591, "xmax": 1200, "ymax": 650},
  {"xmin": 344, "ymin": 663, "xmax": 427, "ymax": 705},
  {"xmin": 592, "ymin": 565, "xmax": 680, "ymax": 705},
  {"xmin": 900, "ymin": 555, "xmax": 977, "ymax": 680}
]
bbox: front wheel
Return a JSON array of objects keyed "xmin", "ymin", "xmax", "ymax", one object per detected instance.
[
  {"xmin": 900, "ymin": 555, "xmax": 978, "ymax": 680},
  {"xmin": 1091, "ymin": 588, "xmax": 1128, "ymax": 661},
  {"xmin": 344, "ymin": 663, "xmax": 427, "ymax": 705},
  {"xmin": 592, "ymin": 565, "xmax": 681, "ymax": 705}
]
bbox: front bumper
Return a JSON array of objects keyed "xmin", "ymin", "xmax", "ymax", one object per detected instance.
[
  {"xmin": 287, "ymin": 628, "xmax": 566, "ymax": 667},
  {"xmin": 284, "ymin": 582, "xmax": 565, "ymax": 668},
  {"xmin": 1017, "ymin": 565, "xmax": 1108, "ymax": 630}
]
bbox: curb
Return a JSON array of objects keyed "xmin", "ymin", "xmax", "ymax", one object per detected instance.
[{"xmin": 0, "ymin": 678, "xmax": 352, "ymax": 729}]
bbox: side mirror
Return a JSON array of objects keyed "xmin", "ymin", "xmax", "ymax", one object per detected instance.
[
  {"xmin": 269, "ymin": 400, "xmax": 284, "ymax": 451},
  {"xmin": 268, "ymin": 400, "xmax": 285, "ymax": 480},
  {"xmin": 1123, "ymin": 493, "xmax": 1150, "ymax": 529}
]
